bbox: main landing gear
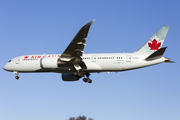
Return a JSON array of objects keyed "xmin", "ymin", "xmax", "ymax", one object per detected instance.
[
  {"xmin": 74, "ymin": 72, "xmax": 84, "ymax": 77},
  {"xmin": 13, "ymin": 71, "xmax": 19, "ymax": 80},
  {"xmin": 83, "ymin": 73, "xmax": 92, "ymax": 83},
  {"xmin": 73, "ymin": 64, "xmax": 92, "ymax": 83},
  {"xmin": 83, "ymin": 78, "xmax": 92, "ymax": 83},
  {"xmin": 74, "ymin": 72, "xmax": 92, "ymax": 83}
]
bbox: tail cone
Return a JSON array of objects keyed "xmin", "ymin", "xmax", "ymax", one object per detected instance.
[{"xmin": 165, "ymin": 58, "xmax": 174, "ymax": 63}]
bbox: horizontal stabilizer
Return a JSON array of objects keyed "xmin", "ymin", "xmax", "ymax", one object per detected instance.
[{"xmin": 145, "ymin": 47, "xmax": 167, "ymax": 61}]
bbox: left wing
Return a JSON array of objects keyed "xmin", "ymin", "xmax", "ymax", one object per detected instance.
[{"xmin": 58, "ymin": 20, "xmax": 95, "ymax": 72}]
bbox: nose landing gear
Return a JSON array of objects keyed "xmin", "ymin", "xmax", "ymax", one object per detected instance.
[
  {"xmin": 13, "ymin": 71, "xmax": 19, "ymax": 80},
  {"xmin": 15, "ymin": 76, "xmax": 19, "ymax": 80}
]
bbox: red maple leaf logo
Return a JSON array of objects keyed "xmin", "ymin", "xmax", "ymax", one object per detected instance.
[
  {"xmin": 24, "ymin": 56, "xmax": 29, "ymax": 59},
  {"xmin": 148, "ymin": 39, "xmax": 161, "ymax": 50}
]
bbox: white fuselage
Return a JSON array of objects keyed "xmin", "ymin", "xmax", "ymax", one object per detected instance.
[
  {"xmin": 4, "ymin": 53, "xmax": 165, "ymax": 73},
  {"xmin": 3, "ymin": 22, "xmax": 170, "ymax": 82}
]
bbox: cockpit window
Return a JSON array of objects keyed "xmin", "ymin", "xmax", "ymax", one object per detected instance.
[{"xmin": 8, "ymin": 60, "xmax": 11, "ymax": 62}]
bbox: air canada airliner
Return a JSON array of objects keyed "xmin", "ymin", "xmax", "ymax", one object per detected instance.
[{"xmin": 3, "ymin": 20, "xmax": 173, "ymax": 83}]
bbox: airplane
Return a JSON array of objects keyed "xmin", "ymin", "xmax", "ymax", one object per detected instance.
[{"xmin": 3, "ymin": 20, "xmax": 173, "ymax": 83}]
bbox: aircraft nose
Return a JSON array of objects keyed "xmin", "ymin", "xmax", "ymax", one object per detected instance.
[{"xmin": 3, "ymin": 63, "xmax": 12, "ymax": 71}]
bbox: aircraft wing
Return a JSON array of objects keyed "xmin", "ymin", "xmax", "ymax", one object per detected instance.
[
  {"xmin": 59, "ymin": 20, "xmax": 94, "ymax": 61},
  {"xmin": 58, "ymin": 20, "xmax": 94, "ymax": 72}
]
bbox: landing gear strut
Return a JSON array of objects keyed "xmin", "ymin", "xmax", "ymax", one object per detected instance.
[
  {"xmin": 13, "ymin": 71, "xmax": 19, "ymax": 80},
  {"xmin": 74, "ymin": 72, "xmax": 92, "ymax": 83},
  {"xmin": 83, "ymin": 73, "xmax": 92, "ymax": 83},
  {"xmin": 73, "ymin": 64, "xmax": 92, "ymax": 83}
]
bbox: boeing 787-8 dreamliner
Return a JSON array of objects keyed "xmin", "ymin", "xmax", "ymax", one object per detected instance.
[{"xmin": 3, "ymin": 20, "xmax": 173, "ymax": 83}]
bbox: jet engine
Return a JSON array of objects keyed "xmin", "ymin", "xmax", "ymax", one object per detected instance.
[
  {"xmin": 62, "ymin": 73, "xmax": 80, "ymax": 81},
  {"xmin": 40, "ymin": 57, "xmax": 66, "ymax": 69},
  {"xmin": 40, "ymin": 57, "xmax": 58, "ymax": 69}
]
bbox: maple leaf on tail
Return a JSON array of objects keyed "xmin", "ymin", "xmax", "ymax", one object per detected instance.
[{"xmin": 148, "ymin": 39, "xmax": 161, "ymax": 50}]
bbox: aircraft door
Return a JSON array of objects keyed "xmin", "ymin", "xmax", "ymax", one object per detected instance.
[
  {"xmin": 126, "ymin": 55, "xmax": 131, "ymax": 62},
  {"xmin": 91, "ymin": 55, "xmax": 96, "ymax": 62},
  {"xmin": 15, "ymin": 58, "xmax": 20, "ymax": 64}
]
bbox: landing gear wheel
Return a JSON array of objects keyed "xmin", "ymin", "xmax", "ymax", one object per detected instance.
[
  {"xmin": 74, "ymin": 72, "xmax": 78, "ymax": 76},
  {"xmin": 83, "ymin": 73, "xmax": 92, "ymax": 83},
  {"xmin": 13, "ymin": 71, "xmax": 19, "ymax": 80},
  {"xmin": 78, "ymin": 73, "xmax": 84, "ymax": 77},
  {"xmin": 87, "ymin": 79, "xmax": 92, "ymax": 83},
  {"xmin": 83, "ymin": 78, "xmax": 88, "ymax": 82},
  {"xmin": 15, "ymin": 76, "xmax": 19, "ymax": 80}
]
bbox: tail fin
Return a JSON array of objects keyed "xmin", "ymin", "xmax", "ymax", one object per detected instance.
[{"xmin": 136, "ymin": 26, "xmax": 170, "ymax": 55}]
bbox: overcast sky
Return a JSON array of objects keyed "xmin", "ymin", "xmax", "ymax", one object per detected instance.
[{"xmin": 0, "ymin": 0, "xmax": 180, "ymax": 120}]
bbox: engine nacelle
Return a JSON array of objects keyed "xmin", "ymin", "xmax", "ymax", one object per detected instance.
[
  {"xmin": 62, "ymin": 73, "xmax": 79, "ymax": 81},
  {"xmin": 40, "ymin": 57, "xmax": 58, "ymax": 69}
]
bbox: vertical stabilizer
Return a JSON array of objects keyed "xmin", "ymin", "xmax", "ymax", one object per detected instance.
[{"xmin": 136, "ymin": 26, "xmax": 170, "ymax": 55}]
